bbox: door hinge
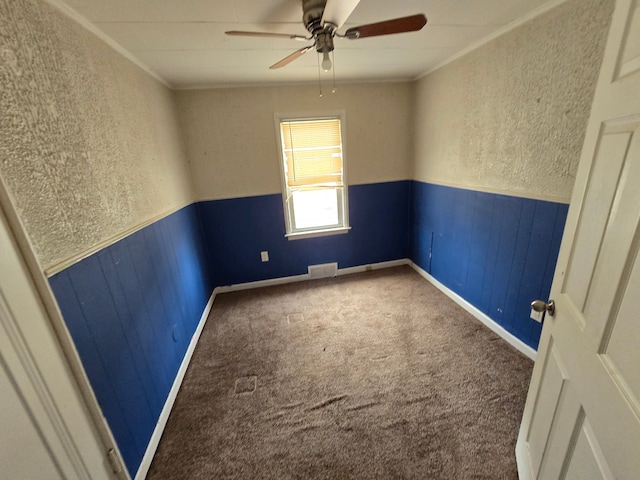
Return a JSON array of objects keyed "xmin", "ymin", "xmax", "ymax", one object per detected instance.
[{"xmin": 107, "ymin": 448, "xmax": 124, "ymax": 475}]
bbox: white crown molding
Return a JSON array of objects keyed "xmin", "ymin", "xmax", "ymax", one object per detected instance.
[
  {"xmin": 43, "ymin": 0, "xmax": 172, "ymax": 88},
  {"xmin": 415, "ymin": 0, "xmax": 570, "ymax": 81}
]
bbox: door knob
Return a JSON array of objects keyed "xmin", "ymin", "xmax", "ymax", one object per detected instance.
[{"xmin": 531, "ymin": 299, "xmax": 555, "ymax": 317}]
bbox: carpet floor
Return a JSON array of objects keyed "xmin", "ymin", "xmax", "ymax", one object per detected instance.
[{"xmin": 147, "ymin": 266, "xmax": 533, "ymax": 479}]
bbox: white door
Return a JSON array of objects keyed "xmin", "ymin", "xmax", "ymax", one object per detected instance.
[
  {"xmin": 0, "ymin": 207, "xmax": 118, "ymax": 479},
  {"xmin": 516, "ymin": 1, "xmax": 640, "ymax": 479}
]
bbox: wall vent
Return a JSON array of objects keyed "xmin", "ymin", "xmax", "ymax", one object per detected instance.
[{"xmin": 308, "ymin": 262, "xmax": 338, "ymax": 279}]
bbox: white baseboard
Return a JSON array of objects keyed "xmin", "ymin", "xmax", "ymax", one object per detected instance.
[
  {"xmin": 409, "ymin": 262, "xmax": 537, "ymax": 361},
  {"xmin": 134, "ymin": 289, "xmax": 217, "ymax": 480},
  {"xmin": 216, "ymin": 259, "xmax": 410, "ymax": 293},
  {"xmin": 214, "ymin": 273, "xmax": 309, "ymax": 293},
  {"xmin": 337, "ymin": 259, "xmax": 409, "ymax": 276},
  {"xmin": 215, "ymin": 259, "xmax": 537, "ymax": 362}
]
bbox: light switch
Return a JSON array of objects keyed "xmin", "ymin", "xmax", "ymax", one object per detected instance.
[{"xmin": 261, "ymin": 251, "xmax": 269, "ymax": 262}]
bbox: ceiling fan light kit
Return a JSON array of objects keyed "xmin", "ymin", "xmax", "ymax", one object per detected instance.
[{"xmin": 225, "ymin": 0, "xmax": 427, "ymax": 73}]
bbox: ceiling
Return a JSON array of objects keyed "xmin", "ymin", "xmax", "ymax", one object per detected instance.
[{"xmin": 60, "ymin": 0, "xmax": 556, "ymax": 89}]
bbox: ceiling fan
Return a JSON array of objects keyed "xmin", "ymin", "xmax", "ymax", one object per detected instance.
[{"xmin": 226, "ymin": 0, "xmax": 427, "ymax": 71}]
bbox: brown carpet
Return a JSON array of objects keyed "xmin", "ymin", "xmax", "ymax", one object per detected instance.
[{"xmin": 148, "ymin": 266, "xmax": 532, "ymax": 479}]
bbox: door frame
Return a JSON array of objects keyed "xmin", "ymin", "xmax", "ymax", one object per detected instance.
[{"xmin": 0, "ymin": 178, "xmax": 128, "ymax": 479}]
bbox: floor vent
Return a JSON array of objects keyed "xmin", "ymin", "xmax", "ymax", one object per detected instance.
[{"xmin": 308, "ymin": 262, "xmax": 338, "ymax": 279}]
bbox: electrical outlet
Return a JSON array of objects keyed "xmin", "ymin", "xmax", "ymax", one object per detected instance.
[{"xmin": 260, "ymin": 251, "xmax": 269, "ymax": 262}]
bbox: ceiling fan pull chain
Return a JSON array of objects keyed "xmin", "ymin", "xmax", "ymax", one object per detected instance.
[
  {"xmin": 331, "ymin": 51, "xmax": 337, "ymax": 93},
  {"xmin": 317, "ymin": 53, "xmax": 323, "ymax": 98}
]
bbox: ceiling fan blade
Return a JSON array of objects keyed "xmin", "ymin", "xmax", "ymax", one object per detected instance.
[
  {"xmin": 225, "ymin": 30, "xmax": 309, "ymax": 41},
  {"xmin": 270, "ymin": 45, "xmax": 314, "ymax": 69},
  {"xmin": 321, "ymin": 0, "xmax": 360, "ymax": 29},
  {"xmin": 344, "ymin": 14, "xmax": 427, "ymax": 39}
]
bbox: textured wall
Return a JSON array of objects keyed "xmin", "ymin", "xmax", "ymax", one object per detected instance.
[
  {"xmin": 413, "ymin": 0, "xmax": 615, "ymax": 202},
  {"xmin": 176, "ymin": 83, "xmax": 413, "ymax": 201},
  {"xmin": 0, "ymin": 0, "xmax": 193, "ymax": 270}
]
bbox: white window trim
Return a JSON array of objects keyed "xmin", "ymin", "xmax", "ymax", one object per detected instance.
[
  {"xmin": 285, "ymin": 226, "xmax": 351, "ymax": 240},
  {"xmin": 274, "ymin": 110, "xmax": 350, "ymax": 240}
]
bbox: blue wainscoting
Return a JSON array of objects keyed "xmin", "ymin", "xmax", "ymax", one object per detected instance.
[
  {"xmin": 198, "ymin": 181, "xmax": 411, "ymax": 287},
  {"xmin": 49, "ymin": 204, "xmax": 212, "ymax": 476},
  {"xmin": 48, "ymin": 180, "xmax": 567, "ymax": 474},
  {"xmin": 410, "ymin": 181, "xmax": 568, "ymax": 349}
]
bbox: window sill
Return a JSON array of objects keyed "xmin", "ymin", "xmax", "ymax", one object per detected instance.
[{"xmin": 285, "ymin": 226, "xmax": 351, "ymax": 241}]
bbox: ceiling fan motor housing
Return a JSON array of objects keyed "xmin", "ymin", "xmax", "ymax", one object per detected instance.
[
  {"xmin": 316, "ymin": 32, "xmax": 335, "ymax": 53},
  {"xmin": 302, "ymin": 0, "xmax": 325, "ymax": 32}
]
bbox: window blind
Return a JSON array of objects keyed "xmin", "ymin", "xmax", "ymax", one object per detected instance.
[{"xmin": 281, "ymin": 119, "xmax": 343, "ymax": 187}]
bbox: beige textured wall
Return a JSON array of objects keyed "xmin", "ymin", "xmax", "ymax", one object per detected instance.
[
  {"xmin": 413, "ymin": 0, "xmax": 615, "ymax": 203},
  {"xmin": 176, "ymin": 83, "xmax": 413, "ymax": 201},
  {"xmin": 0, "ymin": 0, "xmax": 193, "ymax": 270}
]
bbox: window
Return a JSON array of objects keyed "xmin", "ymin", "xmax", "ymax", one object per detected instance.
[{"xmin": 276, "ymin": 112, "xmax": 350, "ymax": 239}]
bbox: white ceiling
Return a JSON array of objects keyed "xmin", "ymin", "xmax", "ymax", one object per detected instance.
[{"xmin": 60, "ymin": 0, "xmax": 557, "ymax": 88}]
